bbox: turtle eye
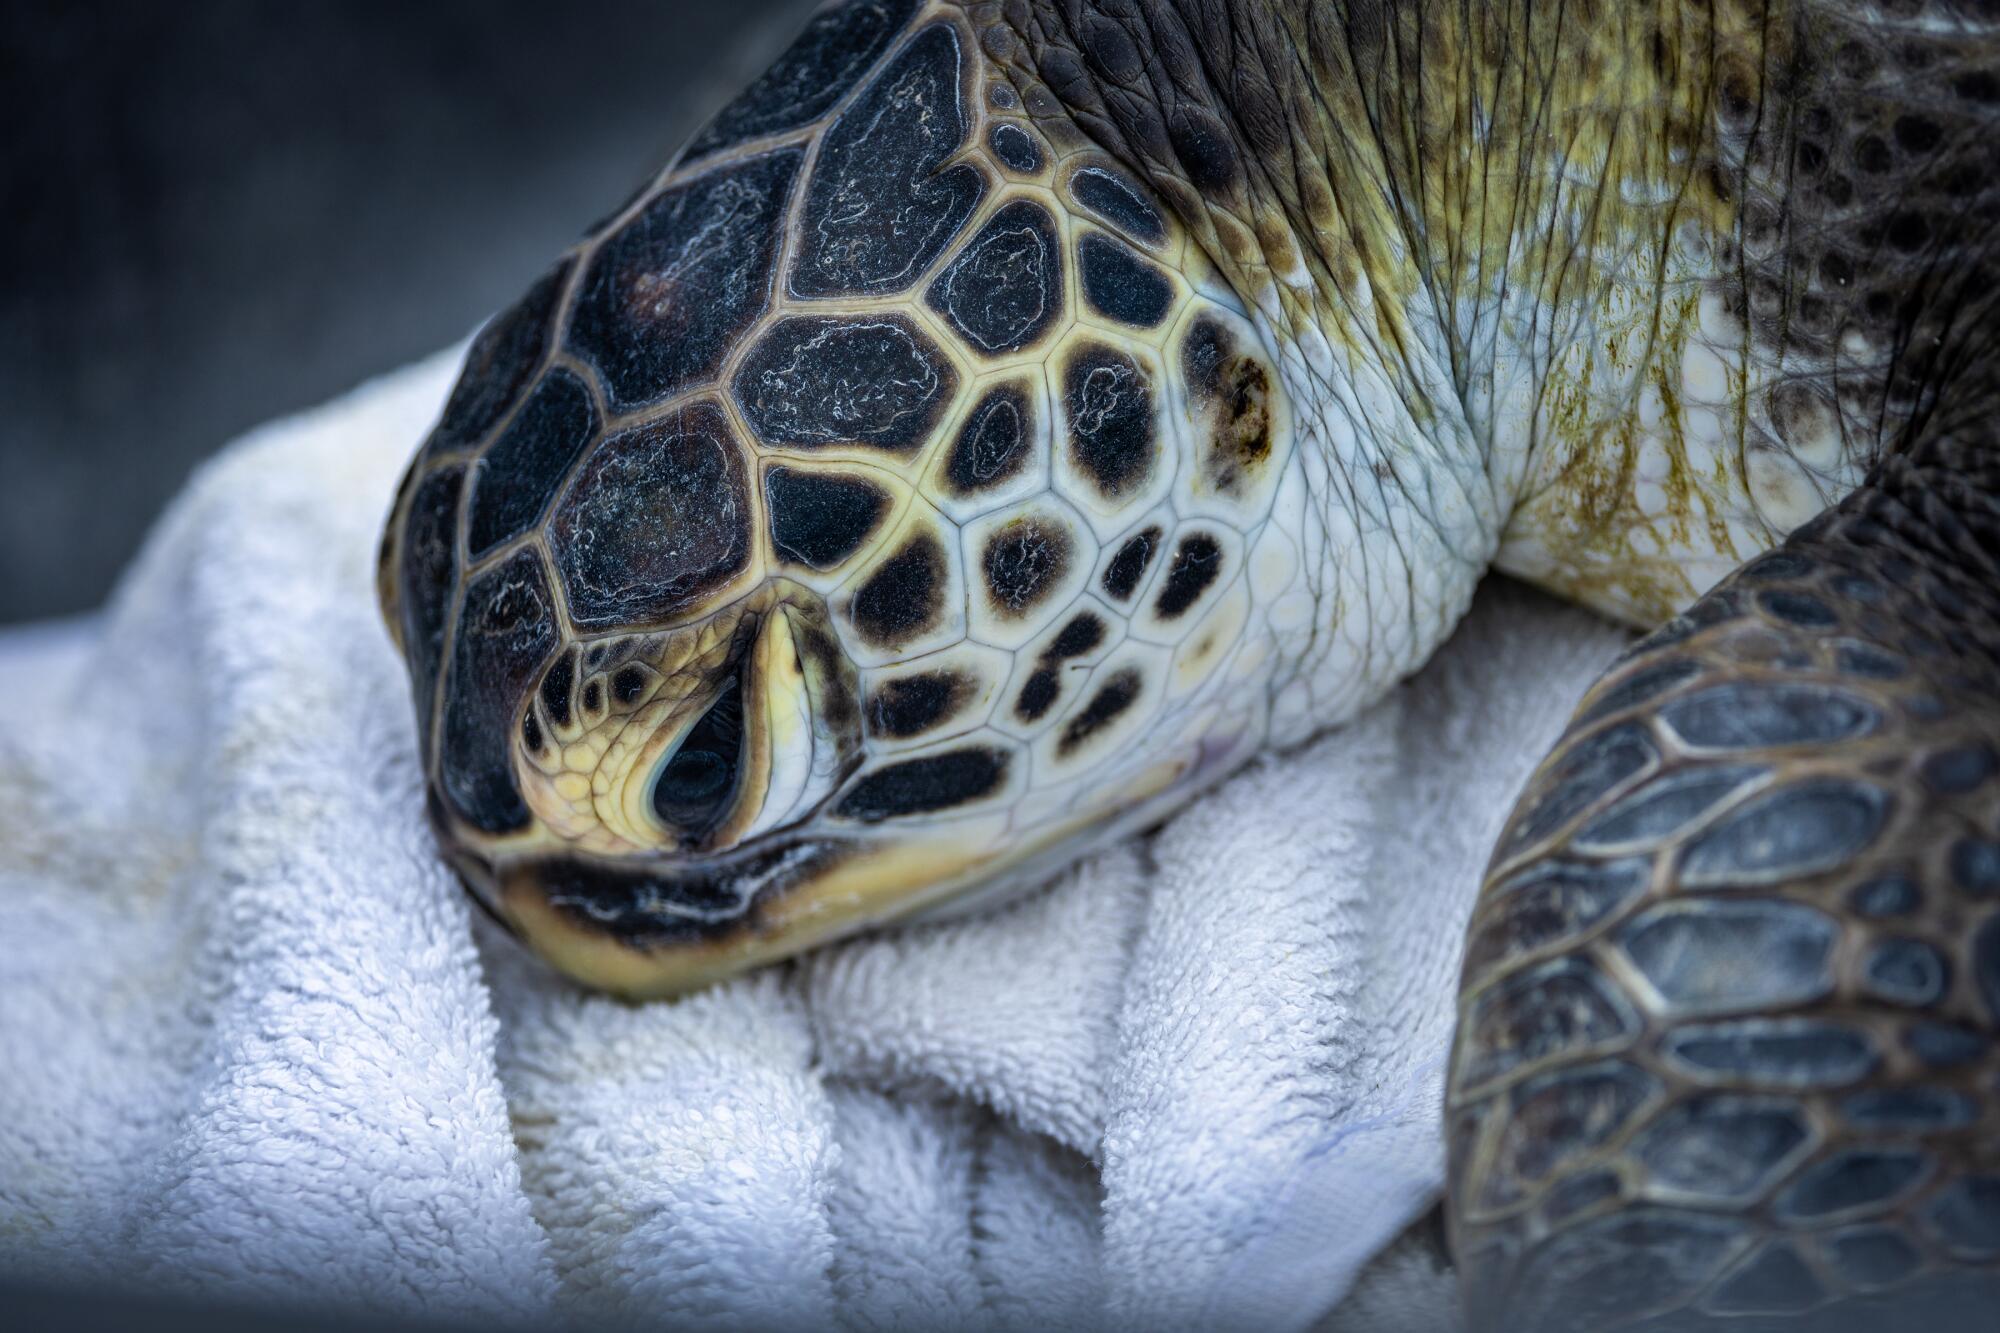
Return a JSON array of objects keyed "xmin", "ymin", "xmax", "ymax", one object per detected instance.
[{"xmin": 652, "ymin": 680, "xmax": 744, "ymax": 837}]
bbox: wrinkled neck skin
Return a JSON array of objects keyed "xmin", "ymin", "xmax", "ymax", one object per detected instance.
[{"xmin": 981, "ymin": 0, "xmax": 1868, "ymax": 734}]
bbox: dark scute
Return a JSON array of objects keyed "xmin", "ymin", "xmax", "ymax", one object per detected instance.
[
  {"xmin": 1758, "ymin": 589, "xmax": 1839, "ymax": 626},
  {"xmin": 734, "ymin": 315, "xmax": 956, "ymax": 453},
  {"xmin": 612, "ymin": 666, "xmax": 647, "ymax": 705},
  {"xmin": 1741, "ymin": 551, "xmax": 1815, "ymax": 581},
  {"xmin": 1851, "ymin": 873, "xmax": 1921, "ymax": 918},
  {"xmin": 1077, "ymin": 232, "xmax": 1175, "ymax": 328},
  {"xmin": 1153, "ymin": 533, "xmax": 1222, "ymax": 619},
  {"xmin": 1456, "ymin": 962, "xmax": 1637, "ymax": 1093},
  {"xmin": 1069, "ymin": 164, "xmax": 1166, "ymax": 245},
  {"xmin": 1976, "ymin": 915, "xmax": 2000, "ymax": 1024},
  {"xmin": 867, "ymin": 671, "xmax": 966, "ymax": 739},
  {"xmin": 1464, "ymin": 858, "xmax": 1651, "ymax": 983},
  {"xmin": 522, "ymin": 709, "xmax": 543, "ymax": 753},
  {"xmin": 836, "ymin": 746, "xmax": 1010, "ymax": 820},
  {"xmin": 1543, "ymin": 1170, "xmax": 1622, "ymax": 1224},
  {"xmin": 1578, "ymin": 658, "xmax": 1703, "ymax": 724},
  {"xmin": 764, "ymin": 465, "xmax": 890, "ymax": 570},
  {"xmin": 1014, "ymin": 667, "xmax": 1060, "ymax": 722},
  {"xmin": 1905, "ymin": 1021, "xmax": 1985, "ymax": 1068},
  {"xmin": 466, "ymin": 369, "xmax": 598, "ymax": 558},
  {"xmin": 540, "ymin": 650, "xmax": 576, "ymax": 729},
  {"xmin": 1834, "ymin": 639, "xmax": 1907, "ymax": 679},
  {"xmin": 987, "ymin": 122, "xmax": 1043, "ymax": 173},
  {"xmin": 439, "ymin": 550, "xmax": 560, "ymax": 832},
  {"xmin": 1950, "ymin": 837, "xmax": 2000, "ymax": 895},
  {"xmin": 397, "ymin": 465, "xmax": 465, "ymax": 757},
  {"xmin": 924, "ymin": 199, "xmax": 1063, "ymax": 353},
  {"xmin": 1840, "ymin": 1087, "xmax": 1977, "ymax": 1131},
  {"xmin": 548, "ymin": 401, "xmax": 753, "ymax": 630},
  {"xmin": 1659, "ymin": 681, "xmax": 1877, "ymax": 749},
  {"xmin": 1662, "ymin": 1018, "xmax": 1876, "ymax": 1087},
  {"xmin": 1049, "ymin": 615, "xmax": 1105, "ymax": 660},
  {"xmin": 944, "ymin": 382, "xmax": 1034, "ymax": 494},
  {"xmin": 1504, "ymin": 724, "xmax": 1660, "ymax": 856},
  {"xmin": 1064, "ymin": 343, "xmax": 1156, "ymax": 500},
  {"xmin": 1777, "ymin": 1149, "xmax": 1929, "ymax": 1221},
  {"xmin": 849, "ymin": 530, "xmax": 946, "ymax": 647},
  {"xmin": 1922, "ymin": 743, "xmax": 1997, "ymax": 795},
  {"xmin": 1633, "ymin": 1095, "xmax": 1812, "ymax": 1201},
  {"xmin": 1573, "ymin": 763, "xmax": 1764, "ymax": 852},
  {"xmin": 1928, "ymin": 1176, "xmax": 2000, "ymax": 1257},
  {"xmin": 1101, "ymin": 526, "xmax": 1162, "ymax": 601},
  {"xmin": 1057, "ymin": 667, "xmax": 1141, "ymax": 756},
  {"xmin": 1826, "ymin": 1227, "xmax": 1921, "ymax": 1289},
  {"xmin": 1863, "ymin": 937, "xmax": 1950, "ymax": 1006},
  {"xmin": 683, "ymin": 0, "xmax": 920, "ymax": 159},
  {"xmin": 1679, "ymin": 778, "xmax": 1889, "ymax": 886},
  {"xmin": 425, "ymin": 260, "xmax": 571, "ymax": 455},
  {"xmin": 790, "ymin": 23, "xmax": 985, "ymax": 297},
  {"xmin": 1485, "ymin": 1062, "xmax": 1657, "ymax": 1208},
  {"xmin": 1619, "ymin": 900, "xmax": 1835, "ymax": 1015},
  {"xmin": 569, "ymin": 150, "xmax": 802, "ymax": 409},
  {"xmin": 583, "ymin": 680, "xmax": 603, "ymax": 713},
  {"xmin": 1704, "ymin": 1242, "xmax": 1824, "ymax": 1314},
  {"xmin": 983, "ymin": 517, "xmax": 1072, "ymax": 616}
]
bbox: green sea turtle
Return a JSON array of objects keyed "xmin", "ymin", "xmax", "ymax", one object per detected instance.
[{"xmin": 378, "ymin": 0, "xmax": 1998, "ymax": 1323}]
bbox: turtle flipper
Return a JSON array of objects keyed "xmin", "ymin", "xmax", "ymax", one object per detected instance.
[{"xmin": 1447, "ymin": 436, "xmax": 2000, "ymax": 1329}]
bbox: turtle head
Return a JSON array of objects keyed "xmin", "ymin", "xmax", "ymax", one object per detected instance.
[{"xmin": 377, "ymin": 1, "xmax": 1298, "ymax": 995}]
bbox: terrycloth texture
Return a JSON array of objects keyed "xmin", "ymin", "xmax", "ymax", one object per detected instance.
[{"xmin": 0, "ymin": 351, "xmax": 1629, "ymax": 1329}]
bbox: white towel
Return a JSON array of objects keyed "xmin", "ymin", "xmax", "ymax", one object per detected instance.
[{"xmin": 0, "ymin": 350, "xmax": 1629, "ymax": 1329}]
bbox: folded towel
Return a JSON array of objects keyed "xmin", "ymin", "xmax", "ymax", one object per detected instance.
[{"xmin": 0, "ymin": 350, "xmax": 1628, "ymax": 1329}]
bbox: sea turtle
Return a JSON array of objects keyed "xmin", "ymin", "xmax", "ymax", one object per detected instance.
[{"xmin": 378, "ymin": 0, "xmax": 1998, "ymax": 1323}]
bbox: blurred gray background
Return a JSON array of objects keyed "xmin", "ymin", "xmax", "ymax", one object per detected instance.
[{"xmin": 1, "ymin": 0, "xmax": 815, "ymax": 625}]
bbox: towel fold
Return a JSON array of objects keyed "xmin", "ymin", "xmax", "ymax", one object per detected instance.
[{"xmin": 0, "ymin": 350, "xmax": 1628, "ymax": 1329}]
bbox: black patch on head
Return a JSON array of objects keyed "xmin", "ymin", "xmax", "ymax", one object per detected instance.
[
  {"xmin": 1051, "ymin": 614, "xmax": 1105, "ymax": 660},
  {"xmin": 982, "ymin": 516, "xmax": 1072, "ymax": 618},
  {"xmin": 568, "ymin": 149, "xmax": 803, "ymax": 409},
  {"xmin": 1014, "ymin": 667, "xmax": 1060, "ymax": 722},
  {"xmin": 1069, "ymin": 165, "xmax": 1165, "ymax": 246},
  {"xmin": 764, "ymin": 465, "xmax": 891, "ymax": 571},
  {"xmin": 540, "ymin": 650, "xmax": 576, "ymax": 729},
  {"xmin": 867, "ymin": 670, "xmax": 968, "ymax": 739},
  {"xmin": 396, "ymin": 464, "xmax": 466, "ymax": 756},
  {"xmin": 790, "ymin": 22, "xmax": 985, "ymax": 297},
  {"xmin": 849, "ymin": 530, "xmax": 947, "ymax": 647},
  {"xmin": 942, "ymin": 382, "xmax": 1034, "ymax": 496},
  {"xmin": 925, "ymin": 199, "xmax": 1063, "ymax": 353},
  {"xmin": 1154, "ymin": 533, "xmax": 1223, "ymax": 619},
  {"xmin": 734, "ymin": 315, "xmax": 956, "ymax": 454},
  {"xmin": 522, "ymin": 709, "xmax": 543, "ymax": 753},
  {"xmin": 582, "ymin": 680, "xmax": 603, "ymax": 713},
  {"xmin": 425, "ymin": 260, "xmax": 572, "ymax": 456},
  {"xmin": 612, "ymin": 666, "xmax": 647, "ymax": 705},
  {"xmin": 1063, "ymin": 343, "xmax": 1156, "ymax": 501},
  {"xmin": 465, "ymin": 369, "xmax": 598, "ymax": 559},
  {"xmin": 987, "ymin": 123, "xmax": 1043, "ymax": 173},
  {"xmin": 548, "ymin": 401, "xmax": 753, "ymax": 630},
  {"xmin": 1078, "ymin": 232, "xmax": 1174, "ymax": 327},
  {"xmin": 1101, "ymin": 526, "xmax": 1161, "ymax": 601},
  {"xmin": 439, "ymin": 549, "xmax": 560, "ymax": 832},
  {"xmin": 1057, "ymin": 667, "xmax": 1141, "ymax": 756},
  {"xmin": 683, "ymin": 0, "xmax": 920, "ymax": 160},
  {"xmin": 836, "ymin": 746, "xmax": 1010, "ymax": 820},
  {"xmin": 1014, "ymin": 614, "xmax": 1105, "ymax": 722}
]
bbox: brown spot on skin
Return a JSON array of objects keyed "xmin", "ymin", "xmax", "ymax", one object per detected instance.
[{"xmin": 1183, "ymin": 316, "xmax": 1273, "ymax": 496}]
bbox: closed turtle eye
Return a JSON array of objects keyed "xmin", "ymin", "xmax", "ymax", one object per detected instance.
[{"xmin": 652, "ymin": 680, "xmax": 744, "ymax": 837}]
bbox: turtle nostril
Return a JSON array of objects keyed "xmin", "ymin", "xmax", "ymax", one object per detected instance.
[{"xmin": 653, "ymin": 680, "xmax": 745, "ymax": 838}]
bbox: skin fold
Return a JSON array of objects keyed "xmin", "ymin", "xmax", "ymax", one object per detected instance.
[{"xmin": 379, "ymin": 1, "xmax": 1998, "ymax": 1322}]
